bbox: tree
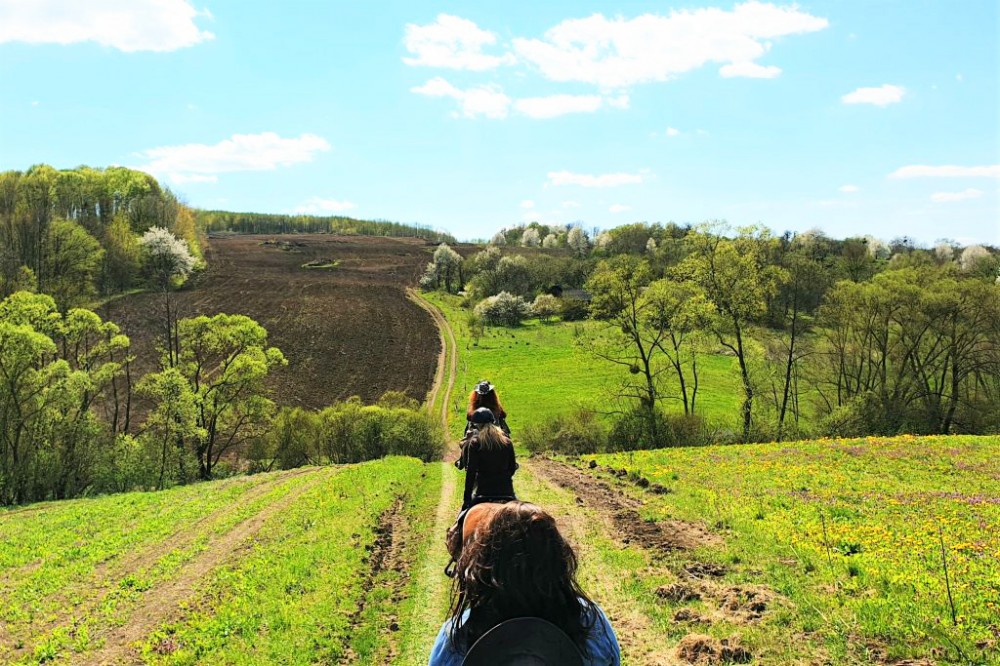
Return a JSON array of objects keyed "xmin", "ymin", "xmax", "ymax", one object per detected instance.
[
  {"xmin": 174, "ymin": 313, "xmax": 286, "ymax": 479},
  {"xmin": 641, "ymin": 279, "xmax": 713, "ymax": 415},
  {"xmin": 433, "ymin": 243, "xmax": 463, "ymax": 293},
  {"xmin": 531, "ymin": 293, "xmax": 560, "ymax": 322},
  {"xmin": 102, "ymin": 215, "xmax": 141, "ymax": 293},
  {"xmin": 521, "ymin": 228, "xmax": 541, "ymax": 247},
  {"xmin": 542, "ymin": 233, "xmax": 559, "ymax": 248},
  {"xmin": 490, "ymin": 230, "xmax": 507, "ymax": 246},
  {"xmin": 140, "ymin": 226, "xmax": 196, "ymax": 367},
  {"xmin": 677, "ymin": 225, "xmax": 787, "ymax": 441},
  {"xmin": 586, "ymin": 256, "xmax": 666, "ymax": 443},
  {"xmin": 567, "ymin": 226, "xmax": 589, "ymax": 256},
  {"xmin": 44, "ymin": 220, "xmax": 104, "ymax": 308}
]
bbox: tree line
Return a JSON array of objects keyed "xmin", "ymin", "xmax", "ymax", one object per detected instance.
[
  {"xmin": 422, "ymin": 222, "xmax": 1000, "ymax": 447},
  {"xmin": 198, "ymin": 210, "xmax": 456, "ymax": 244},
  {"xmin": 0, "ymin": 164, "xmax": 201, "ymax": 309}
]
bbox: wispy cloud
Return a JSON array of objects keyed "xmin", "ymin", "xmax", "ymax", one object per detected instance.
[
  {"xmin": 931, "ymin": 188, "xmax": 984, "ymax": 203},
  {"xmin": 547, "ymin": 170, "xmax": 648, "ymax": 188},
  {"xmin": 609, "ymin": 204, "xmax": 632, "ymax": 213},
  {"xmin": 294, "ymin": 197, "xmax": 357, "ymax": 214},
  {"xmin": 890, "ymin": 164, "xmax": 1000, "ymax": 179},
  {"xmin": 841, "ymin": 84, "xmax": 906, "ymax": 107},
  {"xmin": 520, "ymin": 199, "xmax": 535, "ymax": 208},
  {"xmin": 0, "ymin": 0, "xmax": 213, "ymax": 52},
  {"xmin": 403, "ymin": 14, "xmax": 514, "ymax": 70},
  {"xmin": 411, "ymin": 77, "xmax": 511, "ymax": 119},
  {"xmin": 839, "ymin": 184, "xmax": 859, "ymax": 193},
  {"xmin": 135, "ymin": 132, "xmax": 331, "ymax": 184}
]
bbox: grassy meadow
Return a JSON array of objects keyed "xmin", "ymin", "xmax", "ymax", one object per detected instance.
[
  {"xmin": 583, "ymin": 435, "xmax": 1000, "ymax": 664},
  {"xmin": 424, "ymin": 292, "xmax": 743, "ymax": 439}
]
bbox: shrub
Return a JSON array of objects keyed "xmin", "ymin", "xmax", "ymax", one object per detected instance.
[
  {"xmin": 559, "ymin": 298, "xmax": 590, "ymax": 321},
  {"xmin": 475, "ymin": 291, "xmax": 531, "ymax": 327},
  {"xmin": 607, "ymin": 408, "xmax": 707, "ymax": 451},
  {"xmin": 522, "ymin": 408, "xmax": 608, "ymax": 455},
  {"xmin": 531, "ymin": 294, "xmax": 560, "ymax": 321}
]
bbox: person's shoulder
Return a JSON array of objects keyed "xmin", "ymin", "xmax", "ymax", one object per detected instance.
[
  {"xmin": 580, "ymin": 600, "xmax": 621, "ymax": 664},
  {"xmin": 429, "ymin": 619, "xmax": 464, "ymax": 666}
]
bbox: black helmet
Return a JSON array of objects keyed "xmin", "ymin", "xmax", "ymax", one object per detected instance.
[
  {"xmin": 471, "ymin": 407, "xmax": 495, "ymax": 424},
  {"xmin": 475, "ymin": 380, "xmax": 494, "ymax": 396}
]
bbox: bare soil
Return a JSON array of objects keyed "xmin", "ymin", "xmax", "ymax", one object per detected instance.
[
  {"xmin": 102, "ymin": 234, "xmax": 446, "ymax": 409},
  {"xmin": 528, "ymin": 457, "xmax": 720, "ymax": 553}
]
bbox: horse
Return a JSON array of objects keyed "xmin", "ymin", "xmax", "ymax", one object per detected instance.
[{"xmin": 445, "ymin": 502, "xmax": 504, "ymax": 576}]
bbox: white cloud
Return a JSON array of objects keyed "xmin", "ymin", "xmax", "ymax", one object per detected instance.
[
  {"xmin": 719, "ymin": 61, "xmax": 781, "ymax": 78},
  {"xmin": 841, "ymin": 84, "xmax": 906, "ymax": 107},
  {"xmin": 609, "ymin": 204, "xmax": 632, "ymax": 213},
  {"xmin": 548, "ymin": 170, "xmax": 647, "ymax": 188},
  {"xmin": 889, "ymin": 164, "xmax": 1000, "ymax": 179},
  {"xmin": 839, "ymin": 184, "xmax": 859, "ymax": 193},
  {"xmin": 136, "ymin": 132, "xmax": 331, "ymax": 184},
  {"xmin": 520, "ymin": 199, "xmax": 535, "ymax": 208},
  {"xmin": 666, "ymin": 127, "xmax": 681, "ymax": 137},
  {"xmin": 514, "ymin": 94, "xmax": 604, "ymax": 118},
  {"xmin": 606, "ymin": 94, "xmax": 630, "ymax": 109},
  {"xmin": 931, "ymin": 188, "xmax": 984, "ymax": 203},
  {"xmin": 411, "ymin": 76, "xmax": 511, "ymax": 119},
  {"xmin": 294, "ymin": 197, "xmax": 357, "ymax": 214},
  {"xmin": 561, "ymin": 200, "xmax": 580, "ymax": 208},
  {"xmin": 403, "ymin": 14, "xmax": 514, "ymax": 70},
  {"xmin": 511, "ymin": 4, "xmax": 827, "ymax": 88},
  {"xmin": 0, "ymin": 0, "xmax": 213, "ymax": 52}
]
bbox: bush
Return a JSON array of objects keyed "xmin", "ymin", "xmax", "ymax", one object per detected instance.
[
  {"xmin": 607, "ymin": 408, "xmax": 707, "ymax": 451},
  {"xmin": 531, "ymin": 294, "xmax": 560, "ymax": 321},
  {"xmin": 475, "ymin": 291, "xmax": 531, "ymax": 327},
  {"xmin": 522, "ymin": 408, "xmax": 608, "ymax": 455},
  {"xmin": 559, "ymin": 298, "xmax": 590, "ymax": 321}
]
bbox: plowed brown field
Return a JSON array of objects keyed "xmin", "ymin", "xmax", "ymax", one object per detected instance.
[{"xmin": 103, "ymin": 234, "xmax": 444, "ymax": 408}]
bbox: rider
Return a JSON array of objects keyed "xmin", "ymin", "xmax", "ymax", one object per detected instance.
[
  {"xmin": 459, "ymin": 407, "xmax": 517, "ymax": 511},
  {"xmin": 466, "ymin": 380, "xmax": 509, "ymax": 436},
  {"xmin": 429, "ymin": 502, "xmax": 621, "ymax": 665}
]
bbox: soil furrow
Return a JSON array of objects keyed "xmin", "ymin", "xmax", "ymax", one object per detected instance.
[
  {"xmin": 78, "ymin": 469, "xmax": 330, "ymax": 666},
  {"xmin": 338, "ymin": 497, "xmax": 406, "ymax": 665},
  {"xmin": 528, "ymin": 457, "xmax": 720, "ymax": 553}
]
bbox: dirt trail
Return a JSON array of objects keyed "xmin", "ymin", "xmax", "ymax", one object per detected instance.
[
  {"xmin": 520, "ymin": 460, "xmax": 683, "ymax": 665},
  {"xmin": 80, "ymin": 470, "xmax": 330, "ymax": 666},
  {"xmin": 529, "ymin": 457, "xmax": 720, "ymax": 553},
  {"xmin": 407, "ymin": 289, "xmax": 458, "ymax": 455}
]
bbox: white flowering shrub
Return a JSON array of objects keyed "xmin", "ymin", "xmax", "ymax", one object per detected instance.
[
  {"xmin": 542, "ymin": 233, "xmax": 558, "ymax": 248},
  {"xmin": 531, "ymin": 293, "xmax": 560, "ymax": 321},
  {"xmin": 474, "ymin": 291, "xmax": 531, "ymax": 327},
  {"xmin": 521, "ymin": 228, "xmax": 541, "ymax": 247},
  {"xmin": 140, "ymin": 226, "xmax": 196, "ymax": 287}
]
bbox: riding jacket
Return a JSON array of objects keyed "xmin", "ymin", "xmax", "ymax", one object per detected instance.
[{"xmin": 460, "ymin": 434, "xmax": 517, "ymax": 509}]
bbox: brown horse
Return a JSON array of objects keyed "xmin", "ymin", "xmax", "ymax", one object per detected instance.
[{"xmin": 445, "ymin": 502, "xmax": 504, "ymax": 574}]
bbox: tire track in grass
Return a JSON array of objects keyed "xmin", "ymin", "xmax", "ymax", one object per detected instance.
[
  {"xmin": 76, "ymin": 468, "xmax": 333, "ymax": 666},
  {"xmin": 393, "ymin": 463, "xmax": 458, "ymax": 665},
  {"xmin": 520, "ymin": 459, "xmax": 685, "ymax": 666},
  {"xmin": 3, "ymin": 470, "xmax": 314, "ymax": 661}
]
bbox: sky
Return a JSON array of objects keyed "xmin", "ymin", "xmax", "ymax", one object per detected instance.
[{"xmin": 0, "ymin": 0, "xmax": 998, "ymax": 245}]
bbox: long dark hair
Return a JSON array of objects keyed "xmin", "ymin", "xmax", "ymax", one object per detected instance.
[
  {"xmin": 447, "ymin": 502, "xmax": 595, "ymax": 652},
  {"xmin": 468, "ymin": 388, "xmax": 505, "ymax": 419}
]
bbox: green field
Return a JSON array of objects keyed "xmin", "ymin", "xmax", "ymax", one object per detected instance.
[
  {"xmin": 0, "ymin": 458, "xmax": 440, "ymax": 666},
  {"xmin": 583, "ymin": 434, "xmax": 1000, "ymax": 664},
  {"xmin": 424, "ymin": 292, "xmax": 743, "ymax": 439}
]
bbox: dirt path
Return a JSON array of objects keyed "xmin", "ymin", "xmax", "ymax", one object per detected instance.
[
  {"xmin": 528, "ymin": 458, "xmax": 720, "ymax": 553},
  {"xmin": 407, "ymin": 289, "xmax": 458, "ymax": 453},
  {"xmin": 80, "ymin": 470, "xmax": 331, "ymax": 666},
  {"xmin": 519, "ymin": 460, "xmax": 684, "ymax": 666}
]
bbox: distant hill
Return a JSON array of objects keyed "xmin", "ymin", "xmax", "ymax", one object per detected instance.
[{"xmin": 198, "ymin": 209, "xmax": 456, "ymax": 244}]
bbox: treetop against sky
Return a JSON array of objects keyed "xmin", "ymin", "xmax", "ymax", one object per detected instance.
[{"xmin": 0, "ymin": 0, "xmax": 997, "ymax": 244}]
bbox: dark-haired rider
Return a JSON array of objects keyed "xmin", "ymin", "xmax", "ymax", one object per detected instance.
[{"xmin": 465, "ymin": 380, "xmax": 510, "ymax": 437}]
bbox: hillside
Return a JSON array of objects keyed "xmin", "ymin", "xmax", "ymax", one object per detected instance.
[{"xmin": 101, "ymin": 234, "xmax": 446, "ymax": 409}]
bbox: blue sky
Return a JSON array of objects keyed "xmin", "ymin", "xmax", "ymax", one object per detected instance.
[{"xmin": 1, "ymin": 0, "xmax": 997, "ymax": 244}]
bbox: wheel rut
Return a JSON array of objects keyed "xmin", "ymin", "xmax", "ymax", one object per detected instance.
[{"xmin": 78, "ymin": 469, "xmax": 330, "ymax": 666}]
